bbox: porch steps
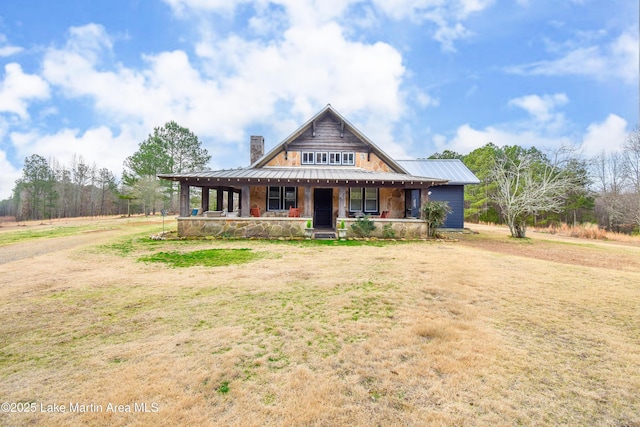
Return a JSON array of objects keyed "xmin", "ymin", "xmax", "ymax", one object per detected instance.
[{"xmin": 313, "ymin": 232, "xmax": 336, "ymax": 240}]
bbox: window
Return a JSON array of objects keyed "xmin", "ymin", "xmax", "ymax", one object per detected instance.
[
  {"xmin": 342, "ymin": 152, "xmax": 355, "ymax": 165},
  {"xmin": 267, "ymin": 186, "xmax": 297, "ymax": 211},
  {"xmin": 329, "ymin": 152, "xmax": 341, "ymax": 165},
  {"xmin": 349, "ymin": 188, "xmax": 378, "ymax": 213},
  {"xmin": 300, "ymin": 151, "xmax": 355, "ymax": 166},
  {"xmin": 315, "ymin": 152, "xmax": 328, "ymax": 164},
  {"xmin": 284, "ymin": 187, "xmax": 297, "ymax": 209},
  {"xmin": 349, "ymin": 188, "xmax": 362, "ymax": 212},
  {"xmin": 364, "ymin": 188, "xmax": 378, "ymax": 212},
  {"xmin": 302, "ymin": 152, "xmax": 314, "ymax": 165}
]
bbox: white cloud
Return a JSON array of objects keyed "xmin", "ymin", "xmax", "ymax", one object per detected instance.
[
  {"xmin": 0, "ymin": 63, "xmax": 50, "ymax": 119},
  {"xmin": 166, "ymin": 0, "xmax": 493, "ymax": 51},
  {"xmin": 508, "ymin": 30, "xmax": 640, "ymax": 84},
  {"xmin": 0, "ymin": 149, "xmax": 21, "ymax": 199},
  {"xmin": 10, "ymin": 126, "xmax": 141, "ymax": 179},
  {"xmin": 508, "ymin": 93, "xmax": 569, "ymax": 132},
  {"xmin": 0, "ymin": 34, "xmax": 23, "ymax": 57},
  {"xmin": 580, "ymin": 114, "xmax": 627, "ymax": 156},
  {"xmin": 432, "ymin": 113, "xmax": 629, "ymax": 159},
  {"xmin": 41, "ymin": 15, "xmax": 408, "ymax": 155},
  {"xmin": 0, "ymin": 46, "xmax": 23, "ymax": 57},
  {"xmin": 457, "ymin": 0, "xmax": 494, "ymax": 18},
  {"xmin": 369, "ymin": 0, "xmax": 494, "ymax": 50},
  {"xmin": 433, "ymin": 22, "xmax": 471, "ymax": 52},
  {"xmin": 433, "ymin": 123, "xmax": 573, "ymax": 155}
]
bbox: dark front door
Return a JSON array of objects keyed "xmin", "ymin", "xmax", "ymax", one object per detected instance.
[
  {"xmin": 405, "ymin": 189, "xmax": 421, "ymax": 218},
  {"xmin": 314, "ymin": 189, "xmax": 333, "ymax": 228}
]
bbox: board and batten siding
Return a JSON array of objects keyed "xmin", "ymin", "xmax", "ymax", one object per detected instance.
[
  {"xmin": 428, "ymin": 185, "xmax": 465, "ymax": 229},
  {"xmin": 287, "ymin": 116, "xmax": 369, "ymax": 152}
]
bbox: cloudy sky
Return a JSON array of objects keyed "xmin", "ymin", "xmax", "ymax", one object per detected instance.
[{"xmin": 0, "ymin": 0, "xmax": 637, "ymax": 199}]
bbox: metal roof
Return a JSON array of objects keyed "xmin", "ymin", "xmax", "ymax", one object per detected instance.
[
  {"xmin": 158, "ymin": 166, "xmax": 446, "ymax": 187},
  {"xmin": 396, "ymin": 159, "xmax": 480, "ymax": 185}
]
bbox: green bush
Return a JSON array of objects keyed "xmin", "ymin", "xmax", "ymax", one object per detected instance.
[
  {"xmin": 382, "ymin": 223, "xmax": 396, "ymax": 239},
  {"xmin": 421, "ymin": 201, "xmax": 451, "ymax": 238},
  {"xmin": 351, "ymin": 216, "xmax": 376, "ymax": 237}
]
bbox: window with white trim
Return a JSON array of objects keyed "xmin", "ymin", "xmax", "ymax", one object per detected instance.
[
  {"xmin": 349, "ymin": 188, "xmax": 378, "ymax": 213},
  {"xmin": 315, "ymin": 152, "xmax": 328, "ymax": 164},
  {"xmin": 299, "ymin": 151, "xmax": 355, "ymax": 165},
  {"xmin": 267, "ymin": 186, "xmax": 297, "ymax": 211},
  {"xmin": 342, "ymin": 152, "xmax": 355, "ymax": 165},
  {"xmin": 302, "ymin": 152, "xmax": 314, "ymax": 165},
  {"xmin": 329, "ymin": 152, "xmax": 341, "ymax": 165}
]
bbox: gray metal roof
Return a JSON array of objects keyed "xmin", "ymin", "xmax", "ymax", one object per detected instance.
[
  {"xmin": 396, "ymin": 159, "xmax": 480, "ymax": 185},
  {"xmin": 159, "ymin": 166, "xmax": 446, "ymax": 186}
]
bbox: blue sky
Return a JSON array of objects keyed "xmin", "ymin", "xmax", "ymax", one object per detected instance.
[{"xmin": 0, "ymin": 0, "xmax": 637, "ymax": 199}]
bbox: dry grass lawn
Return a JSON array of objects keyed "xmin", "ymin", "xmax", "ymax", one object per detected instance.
[{"xmin": 0, "ymin": 217, "xmax": 639, "ymax": 426}]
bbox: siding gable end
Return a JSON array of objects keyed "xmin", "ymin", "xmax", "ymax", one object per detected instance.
[{"xmin": 253, "ymin": 105, "xmax": 407, "ymax": 173}]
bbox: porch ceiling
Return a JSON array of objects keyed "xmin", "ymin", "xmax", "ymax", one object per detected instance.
[{"xmin": 158, "ymin": 167, "xmax": 447, "ymax": 188}]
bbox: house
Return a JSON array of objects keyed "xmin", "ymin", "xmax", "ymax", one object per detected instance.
[{"xmin": 158, "ymin": 105, "xmax": 479, "ymax": 238}]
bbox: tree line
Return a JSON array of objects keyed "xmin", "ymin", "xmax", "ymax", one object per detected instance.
[
  {"xmin": 431, "ymin": 127, "xmax": 640, "ymax": 237},
  {"xmin": 2, "ymin": 119, "xmax": 638, "ymax": 238},
  {"xmin": 0, "ymin": 121, "xmax": 210, "ymax": 221}
]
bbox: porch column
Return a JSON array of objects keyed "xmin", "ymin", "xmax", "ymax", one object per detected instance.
[
  {"xmin": 216, "ymin": 188, "xmax": 224, "ymax": 211},
  {"xmin": 304, "ymin": 186, "xmax": 312, "ymax": 217},
  {"xmin": 422, "ymin": 187, "xmax": 430, "ymax": 205},
  {"xmin": 338, "ymin": 186, "xmax": 346, "ymax": 218},
  {"xmin": 240, "ymin": 185, "xmax": 250, "ymax": 217},
  {"xmin": 201, "ymin": 187, "xmax": 210, "ymax": 212},
  {"xmin": 227, "ymin": 189, "xmax": 234, "ymax": 212},
  {"xmin": 179, "ymin": 181, "xmax": 190, "ymax": 217}
]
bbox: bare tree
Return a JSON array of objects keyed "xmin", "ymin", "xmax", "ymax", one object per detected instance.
[
  {"xmin": 591, "ymin": 152, "xmax": 627, "ymax": 231},
  {"xmin": 623, "ymin": 127, "xmax": 640, "ymax": 230},
  {"xmin": 492, "ymin": 146, "xmax": 580, "ymax": 238}
]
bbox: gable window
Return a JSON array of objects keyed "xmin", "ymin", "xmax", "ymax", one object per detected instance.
[
  {"xmin": 349, "ymin": 188, "xmax": 378, "ymax": 214},
  {"xmin": 342, "ymin": 152, "xmax": 355, "ymax": 165},
  {"xmin": 315, "ymin": 152, "xmax": 328, "ymax": 164},
  {"xmin": 300, "ymin": 151, "xmax": 355, "ymax": 165},
  {"xmin": 329, "ymin": 152, "xmax": 341, "ymax": 165},
  {"xmin": 302, "ymin": 152, "xmax": 314, "ymax": 165},
  {"xmin": 267, "ymin": 186, "xmax": 297, "ymax": 211}
]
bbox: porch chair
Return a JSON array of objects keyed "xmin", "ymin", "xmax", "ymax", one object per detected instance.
[
  {"xmin": 380, "ymin": 211, "xmax": 389, "ymax": 218},
  {"xmin": 288, "ymin": 207, "xmax": 301, "ymax": 217},
  {"xmin": 250, "ymin": 207, "xmax": 261, "ymax": 217}
]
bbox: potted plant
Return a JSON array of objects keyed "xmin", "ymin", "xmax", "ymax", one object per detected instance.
[
  {"xmin": 304, "ymin": 219, "xmax": 314, "ymax": 239},
  {"xmin": 337, "ymin": 219, "xmax": 347, "ymax": 240}
]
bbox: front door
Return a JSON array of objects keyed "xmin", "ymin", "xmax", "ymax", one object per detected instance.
[
  {"xmin": 405, "ymin": 189, "xmax": 421, "ymax": 218},
  {"xmin": 314, "ymin": 189, "xmax": 333, "ymax": 228}
]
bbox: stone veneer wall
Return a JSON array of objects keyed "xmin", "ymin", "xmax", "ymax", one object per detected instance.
[
  {"xmin": 178, "ymin": 217, "xmax": 309, "ymax": 238},
  {"xmin": 379, "ymin": 187, "xmax": 405, "ymax": 218},
  {"xmin": 338, "ymin": 218, "xmax": 427, "ymax": 239}
]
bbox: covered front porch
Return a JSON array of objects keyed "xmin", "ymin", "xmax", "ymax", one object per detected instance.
[{"xmin": 161, "ymin": 167, "xmax": 445, "ymax": 239}]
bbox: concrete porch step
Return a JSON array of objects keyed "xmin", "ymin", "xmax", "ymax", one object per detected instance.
[{"xmin": 313, "ymin": 232, "xmax": 336, "ymax": 239}]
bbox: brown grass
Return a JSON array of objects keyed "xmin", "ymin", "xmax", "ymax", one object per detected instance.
[
  {"xmin": 534, "ymin": 222, "xmax": 640, "ymax": 243},
  {"xmin": 0, "ymin": 218, "xmax": 639, "ymax": 426}
]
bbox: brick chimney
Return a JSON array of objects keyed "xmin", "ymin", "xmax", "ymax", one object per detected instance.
[{"xmin": 250, "ymin": 135, "xmax": 264, "ymax": 164}]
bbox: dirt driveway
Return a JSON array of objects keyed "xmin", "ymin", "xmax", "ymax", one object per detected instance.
[{"xmin": 0, "ymin": 216, "xmax": 164, "ymax": 264}]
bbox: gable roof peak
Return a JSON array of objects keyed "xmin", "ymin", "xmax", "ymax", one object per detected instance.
[{"xmin": 252, "ymin": 105, "xmax": 407, "ymax": 174}]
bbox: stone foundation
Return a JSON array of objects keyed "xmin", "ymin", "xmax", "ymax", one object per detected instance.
[
  {"xmin": 177, "ymin": 217, "xmax": 428, "ymax": 239},
  {"xmin": 178, "ymin": 217, "xmax": 309, "ymax": 238},
  {"xmin": 338, "ymin": 218, "xmax": 427, "ymax": 239}
]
